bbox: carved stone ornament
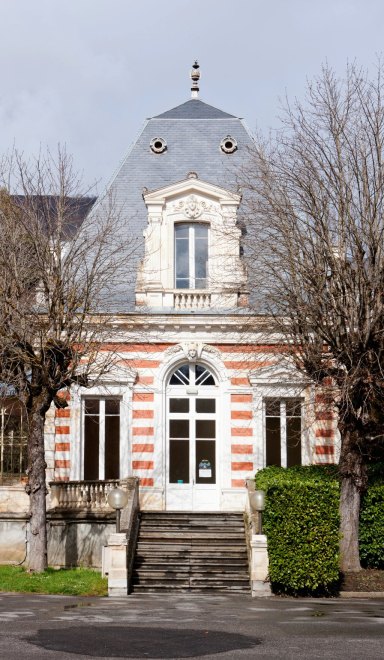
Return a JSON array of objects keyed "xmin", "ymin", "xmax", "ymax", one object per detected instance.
[
  {"xmin": 164, "ymin": 345, "xmax": 183, "ymax": 357},
  {"xmin": 222, "ymin": 208, "xmax": 237, "ymax": 225},
  {"xmin": 173, "ymin": 195, "xmax": 215, "ymax": 219},
  {"xmin": 165, "ymin": 343, "xmax": 222, "ymax": 364},
  {"xmin": 201, "ymin": 345, "xmax": 222, "ymax": 359},
  {"xmin": 181, "ymin": 342, "xmax": 203, "ymax": 361}
]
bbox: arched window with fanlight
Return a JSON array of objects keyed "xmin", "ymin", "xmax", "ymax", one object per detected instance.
[
  {"xmin": 169, "ymin": 362, "xmax": 216, "ymax": 386},
  {"xmin": 166, "ymin": 362, "xmax": 219, "ymax": 510}
]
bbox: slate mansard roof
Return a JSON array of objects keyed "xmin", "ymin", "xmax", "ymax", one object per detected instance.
[
  {"xmin": 14, "ymin": 195, "xmax": 97, "ymax": 238},
  {"xmin": 89, "ymin": 98, "xmax": 255, "ymax": 312}
]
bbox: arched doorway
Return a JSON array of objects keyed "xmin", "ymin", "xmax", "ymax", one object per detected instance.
[{"xmin": 166, "ymin": 362, "xmax": 220, "ymax": 511}]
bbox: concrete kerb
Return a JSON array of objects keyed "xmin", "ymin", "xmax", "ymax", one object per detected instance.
[{"xmin": 339, "ymin": 591, "xmax": 384, "ymax": 598}]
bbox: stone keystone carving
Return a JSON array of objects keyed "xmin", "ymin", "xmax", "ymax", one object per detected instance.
[{"xmin": 181, "ymin": 342, "xmax": 203, "ymax": 361}]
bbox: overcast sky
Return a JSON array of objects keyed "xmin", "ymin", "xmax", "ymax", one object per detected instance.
[{"xmin": 1, "ymin": 0, "xmax": 384, "ymax": 191}]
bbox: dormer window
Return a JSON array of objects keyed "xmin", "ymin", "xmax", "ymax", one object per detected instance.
[
  {"xmin": 175, "ymin": 223, "xmax": 208, "ymax": 289},
  {"xmin": 137, "ymin": 177, "xmax": 245, "ymax": 309}
]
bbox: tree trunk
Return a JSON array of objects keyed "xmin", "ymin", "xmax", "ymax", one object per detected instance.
[
  {"xmin": 339, "ymin": 475, "xmax": 361, "ymax": 572},
  {"xmin": 339, "ymin": 430, "xmax": 365, "ymax": 573},
  {"xmin": 26, "ymin": 402, "xmax": 48, "ymax": 572}
]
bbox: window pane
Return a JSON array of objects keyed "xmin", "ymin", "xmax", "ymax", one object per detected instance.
[
  {"xmin": 3, "ymin": 401, "xmax": 25, "ymax": 433},
  {"xmin": 169, "ymin": 364, "xmax": 190, "ymax": 385},
  {"xmin": 196, "ymin": 440, "xmax": 216, "ymax": 484},
  {"xmin": 196, "ymin": 399, "xmax": 216, "ymax": 413},
  {"xmin": 194, "ymin": 224, "xmax": 208, "ymax": 239},
  {"xmin": 0, "ymin": 400, "xmax": 27, "ymax": 479},
  {"xmin": 175, "ymin": 224, "xmax": 189, "ymax": 289},
  {"xmin": 176, "ymin": 239, "xmax": 189, "ymax": 278},
  {"xmin": 105, "ymin": 415, "xmax": 120, "ymax": 479},
  {"xmin": 287, "ymin": 417, "xmax": 302, "ymax": 467},
  {"xmin": 195, "ymin": 235, "xmax": 208, "ymax": 279},
  {"xmin": 105, "ymin": 399, "xmax": 120, "ymax": 415},
  {"xmin": 265, "ymin": 400, "xmax": 280, "ymax": 416},
  {"xmin": 196, "ymin": 420, "xmax": 215, "ymax": 438},
  {"xmin": 266, "ymin": 417, "xmax": 281, "ymax": 467},
  {"xmin": 84, "ymin": 415, "xmax": 99, "ymax": 480},
  {"xmin": 169, "ymin": 440, "xmax": 189, "ymax": 483},
  {"xmin": 84, "ymin": 399, "xmax": 99, "ymax": 415},
  {"xmin": 175, "ymin": 278, "xmax": 189, "ymax": 289},
  {"xmin": 286, "ymin": 399, "xmax": 301, "ymax": 417},
  {"xmin": 175, "ymin": 224, "xmax": 189, "ymax": 238},
  {"xmin": 195, "ymin": 364, "xmax": 215, "ymax": 386},
  {"xmin": 169, "ymin": 419, "xmax": 189, "ymax": 438},
  {"xmin": 169, "ymin": 398, "xmax": 189, "ymax": 413}
]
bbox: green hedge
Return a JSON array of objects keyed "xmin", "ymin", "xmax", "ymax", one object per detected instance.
[
  {"xmin": 360, "ymin": 482, "xmax": 384, "ymax": 569},
  {"xmin": 255, "ymin": 464, "xmax": 384, "ymax": 595},
  {"xmin": 255, "ymin": 466, "xmax": 340, "ymax": 596}
]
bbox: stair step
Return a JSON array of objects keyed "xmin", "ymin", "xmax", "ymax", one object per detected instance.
[
  {"xmin": 135, "ymin": 547, "xmax": 247, "ymax": 555},
  {"xmin": 131, "ymin": 511, "xmax": 249, "ymax": 595},
  {"xmin": 134, "ymin": 571, "xmax": 249, "ymax": 580},
  {"xmin": 132, "ymin": 586, "xmax": 250, "ymax": 593},
  {"xmin": 139, "ymin": 531, "xmax": 241, "ymax": 545},
  {"xmin": 135, "ymin": 555, "xmax": 247, "ymax": 563},
  {"xmin": 132, "ymin": 576, "xmax": 250, "ymax": 584},
  {"xmin": 135, "ymin": 558, "xmax": 248, "ymax": 566},
  {"xmin": 138, "ymin": 532, "xmax": 245, "ymax": 538}
]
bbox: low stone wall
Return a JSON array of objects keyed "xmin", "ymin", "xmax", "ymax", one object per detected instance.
[
  {"xmin": 47, "ymin": 511, "xmax": 115, "ymax": 568},
  {"xmin": 0, "ymin": 515, "xmax": 28, "ymax": 564},
  {"xmin": 0, "ymin": 485, "xmax": 30, "ymax": 565},
  {"xmin": 0, "ymin": 511, "xmax": 115, "ymax": 568},
  {"xmin": 0, "ymin": 477, "xmax": 139, "ymax": 570},
  {"xmin": 0, "ymin": 485, "xmax": 29, "ymax": 514}
]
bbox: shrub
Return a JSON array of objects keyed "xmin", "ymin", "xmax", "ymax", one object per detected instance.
[
  {"xmin": 359, "ymin": 483, "xmax": 384, "ymax": 569},
  {"xmin": 255, "ymin": 466, "xmax": 340, "ymax": 596}
]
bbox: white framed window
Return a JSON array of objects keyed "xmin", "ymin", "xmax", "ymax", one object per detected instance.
[
  {"xmin": 264, "ymin": 398, "xmax": 302, "ymax": 468},
  {"xmin": 83, "ymin": 398, "xmax": 121, "ymax": 480},
  {"xmin": 174, "ymin": 223, "xmax": 208, "ymax": 289}
]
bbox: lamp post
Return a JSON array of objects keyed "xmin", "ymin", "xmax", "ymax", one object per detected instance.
[
  {"xmin": 249, "ymin": 489, "xmax": 266, "ymax": 534},
  {"xmin": 107, "ymin": 487, "xmax": 129, "ymax": 533}
]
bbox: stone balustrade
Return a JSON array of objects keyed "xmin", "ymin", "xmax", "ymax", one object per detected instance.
[
  {"xmin": 49, "ymin": 479, "xmax": 130, "ymax": 511},
  {"xmin": 173, "ymin": 291, "xmax": 211, "ymax": 309}
]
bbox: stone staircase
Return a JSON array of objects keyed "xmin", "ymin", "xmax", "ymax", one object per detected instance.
[{"xmin": 131, "ymin": 512, "xmax": 250, "ymax": 593}]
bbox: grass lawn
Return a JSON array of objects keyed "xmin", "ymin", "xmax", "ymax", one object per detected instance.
[{"xmin": 0, "ymin": 566, "xmax": 108, "ymax": 596}]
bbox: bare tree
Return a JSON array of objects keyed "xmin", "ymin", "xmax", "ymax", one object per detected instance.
[
  {"xmin": 240, "ymin": 63, "xmax": 384, "ymax": 573},
  {"xmin": 0, "ymin": 148, "xmax": 136, "ymax": 572}
]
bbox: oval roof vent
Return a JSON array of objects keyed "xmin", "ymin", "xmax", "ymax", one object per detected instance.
[
  {"xmin": 220, "ymin": 136, "xmax": 237, "ymax": 154},
  {"xmin": 150, "ymin": 137, "xmax": 167, "ymax": 154}
]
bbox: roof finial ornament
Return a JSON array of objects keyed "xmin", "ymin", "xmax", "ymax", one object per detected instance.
[{"xmin": 190, "ymin": 60, "xmax": 200, "ymax": 99}]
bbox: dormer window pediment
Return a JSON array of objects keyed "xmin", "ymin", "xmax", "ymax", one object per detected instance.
[
  {"xmin": 142, "ymin": 177, "xmax": 241, "ymax": 206},
  {"xmin": 170, "ymin": 195, "xmax": 218, "ymax": 220}
]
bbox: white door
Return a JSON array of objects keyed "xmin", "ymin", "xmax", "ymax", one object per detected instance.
[{"xmin": 166, "ymin": 363, "xmax": 220, "ymax": 511}]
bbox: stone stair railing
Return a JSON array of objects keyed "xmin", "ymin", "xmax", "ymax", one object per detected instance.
[{"xmin": 245, "ymin": 478, "xmax": 271, "ymax": 596}]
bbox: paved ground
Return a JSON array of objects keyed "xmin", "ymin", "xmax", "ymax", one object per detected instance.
[{"xmin": 0, "ymin": 592, "xmax": 383, "ymax": 659}]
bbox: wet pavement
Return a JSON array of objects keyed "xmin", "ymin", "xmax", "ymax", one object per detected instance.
[{"xmin": 0, "ymin": 592, "xmax": 383, "ymax": 659}]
